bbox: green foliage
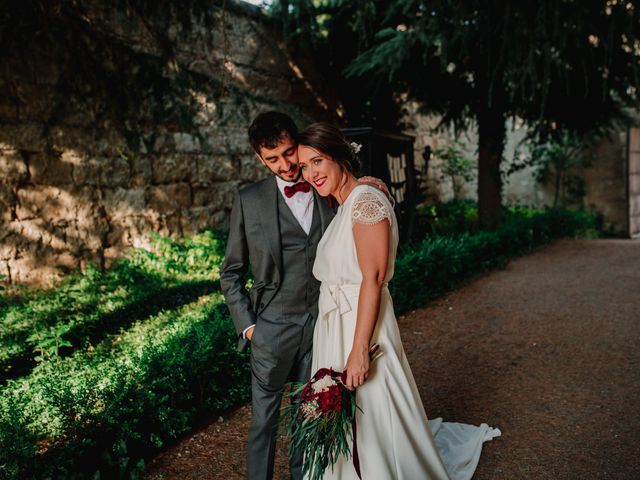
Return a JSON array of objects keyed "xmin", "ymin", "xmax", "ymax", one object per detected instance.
[
  {"xmin": 279, "ymin": 0, "xmax": 639, "ymax": 134},
  {"xmin": 345, "ymin": 1, "xmax": 639, "ymax": 135},
  {"xmin": 509, "ymin": 131, "xmax": 600, "ymax": 207},
  {"xmin": 130, "ymin": 230, "xmax": 227, "ymax": 279},
  {"xmin": 433, "ymin": 140, "xmax": 477, "ymax": 199},
  {"xmin": 28, "ymin": 323, "xmax": 73, "ymax": 363},
  {"xmin": 415, "ymin": 199, "xmax": 479, "ymax": 237},
  {"xmin": 0, "ymin": 294, "xmax": 249, "ymax": 479},
  {"xmin": 0, "ymin": 231, "xmax": 225, "ymax": 382},
  {"xmin": 272, "ymin": 0, "xmax": 403, "ymax": 129},
  {"xmin": 277, "ymin": 1, "xmax": 639, "ymax": 228},
  {"xmin": 0, "ymin": 230, "xmax": 235, "ymax": 478}
]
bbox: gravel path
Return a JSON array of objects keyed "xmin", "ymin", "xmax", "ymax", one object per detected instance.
[{"xmin": 145, "ymin": 239, "xmax": 640, "ymax": 480}]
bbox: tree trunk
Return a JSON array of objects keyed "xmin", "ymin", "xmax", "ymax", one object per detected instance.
[
  {"xmin": 477, "ymin": 105, "xmax": 506, "ymax": 230},
  {"xmin": 554, "ymin": 167, "xmax": 561, "ymax": 207}
]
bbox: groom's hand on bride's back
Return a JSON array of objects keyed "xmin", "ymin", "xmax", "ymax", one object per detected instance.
[{"xmin": 357, "ymin": 176, "xmax": 393, "ymax": 203}]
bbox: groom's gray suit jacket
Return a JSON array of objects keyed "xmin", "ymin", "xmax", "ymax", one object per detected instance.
[{"xmin": 220, "ymin": 175, "xmax": 335, "ymax": 352}]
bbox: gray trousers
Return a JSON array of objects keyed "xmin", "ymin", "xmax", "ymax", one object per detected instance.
[{"xmin": 247, "ymin": 313, "xmax": 315, "ymax": 480}]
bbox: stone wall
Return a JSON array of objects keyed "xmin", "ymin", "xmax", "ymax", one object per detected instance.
[
  {"xmin": 581, "ymin": 131, "xmax": 628, "ymax": 234},
  {"xmin": 0, "ymin": 1, "xmax": 337, "ymax": 284}
]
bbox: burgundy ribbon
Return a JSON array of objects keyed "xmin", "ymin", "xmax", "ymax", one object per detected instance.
[{"xmin": 339, "ymin": 370, "xmax": 361, "ymax": 479}]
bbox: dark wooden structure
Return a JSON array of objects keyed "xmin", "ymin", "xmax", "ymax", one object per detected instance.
[
  {"xmin": 341, "ymin": 128, "xmax": 418, "ymax": 242},
  {"xmin": 628, "ymin": 127, "xmax": 640, "ymax": 238}
]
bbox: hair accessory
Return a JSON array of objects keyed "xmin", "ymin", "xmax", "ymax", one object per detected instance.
[{"xmin": 349, "ymin": 142, "xmax": 362, "ymax": 154}]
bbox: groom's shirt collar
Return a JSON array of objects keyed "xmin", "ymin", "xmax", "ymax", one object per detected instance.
[{"xmin": 275, "ymin": 176, "xmax": 314, "ymax": 235}]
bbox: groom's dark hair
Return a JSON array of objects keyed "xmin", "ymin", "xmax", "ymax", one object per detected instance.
[{"xmin": 248, "ymin": 111, "xmax": 299, "ymax": 154}]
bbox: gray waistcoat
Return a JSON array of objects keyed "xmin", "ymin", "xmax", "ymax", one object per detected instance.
[{"xmin": 261, "ymin": 192, "xmax": 322, "ymax": 325}]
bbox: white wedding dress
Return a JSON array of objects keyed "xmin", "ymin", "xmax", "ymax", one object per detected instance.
[{"xmin": 310, "ymin": 185, "xmax": 500, "ymax": 480}]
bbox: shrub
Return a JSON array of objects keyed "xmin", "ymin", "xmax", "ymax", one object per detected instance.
[
  {"xmin": 414, "ymin": 199, "xmax": 479, "ymax": 237},
  {"xmin": 0, "ymin": 231, "xmax": 226, "ymax": 382},
  {"xmin": 0, "ymin": 293, "xmax": 249, "ymax": 479}
]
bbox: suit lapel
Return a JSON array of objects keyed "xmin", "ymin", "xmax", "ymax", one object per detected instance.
[
  {"xmin": 314, "ymin": 190, "xmax": 336, "ymax": 234},
  {"xmin": 258, "ymin": 176, "xmax": 283, "ymax": 276}
]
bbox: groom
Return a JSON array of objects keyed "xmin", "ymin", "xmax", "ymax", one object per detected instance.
[{"xmin": 220, "ymin": 111, "xmax": 334, "ymax": 480}]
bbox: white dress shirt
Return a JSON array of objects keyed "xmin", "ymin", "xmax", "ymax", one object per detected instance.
[
  {"xmin": 243, "ymin": 177, "xmax": 315, "ymax": 339},
  {"xmin": 275, "ymin": 176, "xmax": 314, "ymax": 234}
]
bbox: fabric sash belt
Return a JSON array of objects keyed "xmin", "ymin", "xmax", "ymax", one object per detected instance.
[{"xmin": 319, "ymin": 283, "xmax": 389, "ymax": 320}]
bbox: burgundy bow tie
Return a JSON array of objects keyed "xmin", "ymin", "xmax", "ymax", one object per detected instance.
[{"xmin": 284, "ymin": 182, "xmax": 311, "ymax": 198}]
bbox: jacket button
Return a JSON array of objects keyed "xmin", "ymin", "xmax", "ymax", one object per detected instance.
[
  {"xmin": 274, "ymin": 282, "xmax": 279, "ymax": 288},
  {"xmin": 259, "ymin": 302, "xmax": 265, "ymax": 308}
]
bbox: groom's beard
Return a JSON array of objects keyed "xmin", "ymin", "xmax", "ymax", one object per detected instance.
[{"xmin": 276, "ymin": 163, "xmax": 301, "ymax": 182}]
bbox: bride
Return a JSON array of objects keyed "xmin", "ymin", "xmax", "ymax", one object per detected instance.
[{"xmin": 296, "ymin": 123, "xmax": 500, "ymax": 480}]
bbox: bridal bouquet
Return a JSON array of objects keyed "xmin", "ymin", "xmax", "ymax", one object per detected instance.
[{"xmin": 280, "ymin": 344, "xmax": 382, "ymax": 480}]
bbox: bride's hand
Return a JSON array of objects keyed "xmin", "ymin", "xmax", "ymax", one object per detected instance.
[{"xmin": 344, "ymin": 345, "xmax": 370, "ymax": 390}]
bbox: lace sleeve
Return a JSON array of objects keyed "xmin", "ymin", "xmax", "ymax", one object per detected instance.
[{"xmin": 351, "ymin": 189, "xmax": 391, "ymax": 226}]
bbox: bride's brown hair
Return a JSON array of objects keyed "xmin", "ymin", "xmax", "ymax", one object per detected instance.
[{"xmin": 297, "ymin": 122, "xmax": 358, "ymax": 174}]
